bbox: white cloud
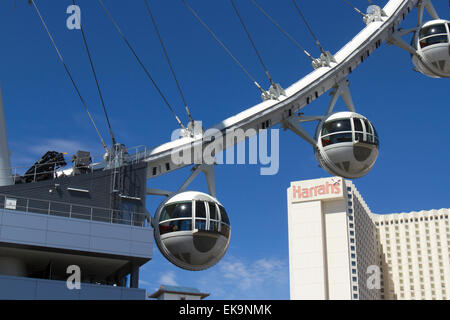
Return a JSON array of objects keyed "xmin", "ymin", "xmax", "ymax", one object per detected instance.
[
  {"xmin": 9, "ymin": 137, "xmax": 105, "ymax": 170},
  {"xmin": 27, "ymin": 138, "xmax": 103, "ymax": 158},
  {"xmin": 139, "ymin": 279, "xmax": 151, "ymax": 286},
  {"xmin": 159, "ymin": 271, "xmax": 178, "ymax": 286},
  {"xmin": 193, "ymin": 256, "xmax": 289, "ymax": 299}
]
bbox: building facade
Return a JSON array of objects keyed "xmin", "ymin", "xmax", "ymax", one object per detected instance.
[
  {"xmin": 374, "ymin": 209, "xmax": 450, "ymax": 300},
  {"xmin": 287, "ymin": 177, "xmax": 450, "ymax": 300}
]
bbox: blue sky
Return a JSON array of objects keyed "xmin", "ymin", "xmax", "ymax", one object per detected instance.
[{"xmin": 0, "ymin": 1, "xmax": 449, "ymax": 299}]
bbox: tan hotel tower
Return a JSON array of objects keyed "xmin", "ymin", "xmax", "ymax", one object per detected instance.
[{"xmin": 287, "ymin": 177, "xmax": 450, "ymax": 300}]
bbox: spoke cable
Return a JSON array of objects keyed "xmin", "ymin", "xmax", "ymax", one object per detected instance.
[
  {"xmin": 144, "ymin": 0, "xmax": 194, "ymax": 125},
  {"xmin": 30, "ymin": 0, "xmax": 108, "ymax": 151},
  {"xmin": 342, "ymin": 0, "xmax": 366, "ymax": 17},
  {"xmin": 72, "ymin": 0, "xmax": 117, "ymax": 146},
  {"xmin": 229, "ymin": 0, "xmax": 274, "ymax": 86},
  {"xmin": 181, "ymin": 0, "xmax": 267, "ymax": 95},
  {"xmin": 249, "ymin": 0, "xmax": 314, "ymax": 62},
  {"xmin": 97, "ymin": 0, "xmax": 186, "ymax": 129},
  {"xmin": 290, "ymin": 0, "xmax": 326, "ymax": 55}
]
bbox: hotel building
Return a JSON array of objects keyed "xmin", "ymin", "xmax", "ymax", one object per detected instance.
[{"xmin": 287, "ymin": 177, "xmax": 450, "ymax": 300}]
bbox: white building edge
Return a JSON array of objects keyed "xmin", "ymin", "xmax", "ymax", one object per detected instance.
[{"xmin": 287, "ymin": 177, "xmax": 449, "ymax": 300}]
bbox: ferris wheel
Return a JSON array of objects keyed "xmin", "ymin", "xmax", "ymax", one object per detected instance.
[
  {"xmin": 14, "ymin": 0, "xmax": 450, "ymax": 272},
  {"xmin": 143, "ymin": 0, "xmax": 449, "ymax": 271}
]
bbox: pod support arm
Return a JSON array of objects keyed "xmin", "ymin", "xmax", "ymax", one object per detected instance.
[{"xmin": 146, "ymin": 164, "xmax": 216, "ymax": 199}]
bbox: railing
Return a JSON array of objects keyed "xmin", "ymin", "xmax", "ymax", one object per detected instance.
[
  {"xmin": 0, "ymin": 144, "xmax": 150, "ymax": 185},
  {"xmin": 0, "ymin": 193, "xmax": 151, "ymax": 228}
]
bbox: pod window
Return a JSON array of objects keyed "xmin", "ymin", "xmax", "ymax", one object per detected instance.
[{"xmin": 160, "ymin": 201, "xmax": 192, "ymax": 222}]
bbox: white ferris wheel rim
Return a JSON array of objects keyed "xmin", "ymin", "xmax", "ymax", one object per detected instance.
[{"xmin": 121, "ymin": 0, "xmax": 420, "ymax": 180}]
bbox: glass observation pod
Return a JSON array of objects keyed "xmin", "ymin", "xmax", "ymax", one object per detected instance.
[
  {"xmin": 153, "ymin": 191, "xmax": 231, "ymax": 271},
  {"xmin": 315, "ymin": 111, "xmax": 379, "ymax": 179},
  {"xmin": 412, "ymin": 19, "xmax": 450, "ymax": 78}
]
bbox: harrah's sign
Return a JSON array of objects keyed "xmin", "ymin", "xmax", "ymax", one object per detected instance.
[{"xmin": 290, "ymin": 177, "xmax": 344, "ymax": 203}]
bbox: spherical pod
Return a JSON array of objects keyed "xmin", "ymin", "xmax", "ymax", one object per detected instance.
[
  {"xmin": 153, "ymin": 191, "xmax": 231, "ymax": 271},
  {"xmin": 315, "ymin": 112, "xmax": 379, "ymax": 179},
  {"xmin": 412, "ymin": 19, "xmax": 450, "ymax": 78}
]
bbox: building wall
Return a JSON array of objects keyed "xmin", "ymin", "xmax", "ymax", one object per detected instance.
[
  {"xmin": 0, "ymin": 274, "xmax": 146, "ymax": 300},
  {"xmin": 323, "ymin": 199, "xmax": 351, "ymax": 300},
  {"xmin": 0, "ymin": 162, "xmax": 148, "ymax": 224},
  {"xmin": 346, "ymin": 182, "xmax": 381, "ymax": 300},
  {"xmin": 288, "ymin": 198, "xmax": 327, "ymax": 299},
  {"xmin": 0, "ymin": 207, "xmax": 153, "ymax": 259},
  {"xmin": 373, "ymin": 209, "xmax": 450, "ymax": 300}
]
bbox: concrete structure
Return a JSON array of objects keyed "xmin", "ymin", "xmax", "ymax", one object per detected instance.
[
  {"xmin": 0, "ymin": 88, "xmax": 13, "ymax": 187},
  {"xmin": 149, "ymin": 285, "xmax": 209, "ymax": 300},
  {"xmin": 287, "ymin": 177, "xmax": 450, "ymax": 300},
  {"xmin": 0, "ymin": 205, "xmax": 153, "ymax": 299}
]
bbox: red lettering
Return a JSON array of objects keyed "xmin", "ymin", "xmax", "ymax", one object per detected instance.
[
  {"xmin": 302, "ymin": 188, "xmax": 309, "ymax": 198},
  {"xmin": 293, "ymin": 186, "xmax": 302, "ymax": 199},
  {"xmin": 293, "ymin": 180, "xmax": 341, "ymax": 200},
  {"xmin": 326, "ymin": 182, "xmax": 332, "ymax": 194},
  {"xmin": 332, "ymin": 184, "xmax": 341, "ymax": 194},
  {"xmin": 318, "ymin": 185, "xmax": 325, "ymax": 195}
]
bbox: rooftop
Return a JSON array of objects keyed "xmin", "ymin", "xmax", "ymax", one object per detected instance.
[{"xmin": 149, "ymin": 285, "xmax": 210, "ymax": 299}]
